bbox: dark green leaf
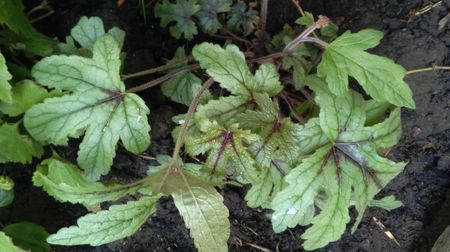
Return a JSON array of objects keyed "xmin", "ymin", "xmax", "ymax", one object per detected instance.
[
  {"xmin": 3, "ymin": 222, "xmax": 50, "ymax": 252},
  {"xmin": 195, "ymin": 0, "xmax": 231, "ymax": 34},
  {"xmin": 0, "ymin": 80, "xmax": 50, "ymax": 116},
  {"xmin": 227, "ymin": 1, "xmax": 259, "ymax": 35},
  {"xmin": 154, "ymin": 0, "xmax": 201, "ymax": 40},
  {"xmin": 0, "ymin": 232, "xmax": 24, "ymax": 252},
  {"xmin": 0, "ymin": 123, "xmax": 42, "ymax": 164}
]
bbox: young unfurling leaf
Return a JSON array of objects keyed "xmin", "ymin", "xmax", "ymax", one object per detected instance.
[
  {"xmin": 24, "ymin": 34, "xmax": 151, "ymax": 181},
  {"xmin": 317, "ymin": 29, "xmax": 415, "ymax": 108},
  {"xmin": 237, "ymin": 93, "xmax": 303, "ymax": 167},
  {"xmin": 154, "ymin": 0, "xmax": 201, "ymax": 40},
  {"xmin": 47, "ymin": 197, "xmax": 158, "ymax": 246},
  {"xmin": 271, "ymin": 76, "xmax": 406, "ymax": 250},
  {"xmin": 186, "ymin": 120, "xmax": 260, "ymax": 183}
]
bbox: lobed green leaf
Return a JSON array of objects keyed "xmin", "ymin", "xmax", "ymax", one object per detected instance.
[
  {"xmin": 25, "ymin": 34, "xmax": 151, "ymax": 181},
  {"xmin": 172, "ymin": 174, "xmax": 230, "ymax": 252},
  {"xmin": 33, "ymin": 157, "xmax": 151, "ymax": 206},
  {"xmin": 226, "ymin": 1, "xmax": 259, "ymax": 35},
  {"xmin": 70, "ymin": 16, "xmax": 105, "ymax": 51},
  {"xmin": 195, "ymin": 0, "xmax": 231, "ymax": 34},
  {"xmin": 0, "ymin": 80, "xmax": 51, "ymax": 116},
  {"xmin": 317, "ymin": 29, "xmax": 415, "ymax": 108},
  {"xmin": 3, "ymin": 222, "xmax": 50, "ymax": 252},
  {"xmin": 0, "ymin": 123, "xmax": 42, "ymax": 164},
  {"xmin": 271, "ymin": 79, "xmax": 406, "ymax": 249},
  {"xmin": 193, "ymin": 43, "xmax": 282, "ymax": 97},
  {"xmin": 47, "ymin": 197, "xmax": 158, "ymax": 246},
  {"xmin": 154, "ymin": 0, "xmax": 201, "ymax": 40}
]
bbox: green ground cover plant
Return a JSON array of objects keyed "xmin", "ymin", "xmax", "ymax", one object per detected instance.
[{"xmin": 0, "ymin": 0, "xmax": 419, "ymax": 251}]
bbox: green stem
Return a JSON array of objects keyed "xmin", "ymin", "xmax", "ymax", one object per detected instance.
[
  {"xmin": 30, "ymin": 9, "xmax": 54, "ymax": 24},
  {"xmin": 170, "ymin": 78, "xmax": 214, "ymax": 167},
  {"xmin": 283, "ymin": 16, "xmax": 330, "ymax": 53},
  {"xmin": 127, "ymin": 52, "xmax": 286, "ymax": 93},
  {"xmin": 158, "ymin": 78, "xmax": 214, "ymax": 190},
  {"xmin": 27, "ymin": 0, "xmax": 51, "ymax": 16},
  {"xmin": 406, "ymin": 65, "xmax": 450, "ymax": 75},
  {"xmin": 126, "ymin": 63, "xmax": 200, "ymax": 93},
  {"xmin": 122, "ymin": 56, "xmax": 192, "ymax": 80},
  {"xmin": 279, "ymin": 91, "xmax": 305, "ymax": 123}
]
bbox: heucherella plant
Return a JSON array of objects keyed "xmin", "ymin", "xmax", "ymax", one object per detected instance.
[{"xmin": 22, "ymin": 9, "xmax": 414, "ymax": 252}]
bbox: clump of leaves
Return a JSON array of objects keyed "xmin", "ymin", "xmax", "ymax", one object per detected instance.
[
  {"xmin": 0, "ymin": 51, "xmax": 44, "ymax": 164},
  {"xmin": 154, "ymin": 0, "xmax": 258, "ymax": 39},
  {"xmin": 1, "ymin": 222, "xmax": 50, "ymax": 252},
  {"xmin": 0, "ymin": 0, "xmax": 56, "ymax": 56},
  {"xmin": 0, "ymin": 175, "xmax": 49, "ymax": 251},
  {"xmin": 15, "ymin": 6, "xmax": 414, "ymax": 252}
]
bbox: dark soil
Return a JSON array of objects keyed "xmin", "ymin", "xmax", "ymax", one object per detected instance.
[{"xmin": 1, "ymin": 0, "xmax": 449, "ymax": 251}]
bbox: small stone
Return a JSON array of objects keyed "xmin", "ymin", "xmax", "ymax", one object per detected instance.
[{"xmin": 411, "ymin": 126, "xmax": 422, "ymax": 138}]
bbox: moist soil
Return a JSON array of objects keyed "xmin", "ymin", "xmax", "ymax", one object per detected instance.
[{"xmin": 1, "ymin": 0, "xmax": 450, "ymax": 251}]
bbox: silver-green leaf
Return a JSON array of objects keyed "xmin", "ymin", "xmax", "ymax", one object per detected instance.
[
  {"xmin": 317, "ymin": 29, "xmax": 415, "ymax": 108},
  {"xmin": 25, "ymin": 34, "xmax": 151, "ymax": 181},
  {"xmin": 33, "ymin": 157, "xmax": 151, "ymax": 206},
  {"xmin": 47, "ymin": 197, "xmax": 158, "ymax": 246},
  {"xmin": 172, "ymin": 179, "xmax": 230, "ymax": 252}
]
